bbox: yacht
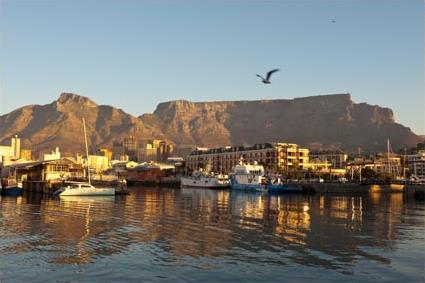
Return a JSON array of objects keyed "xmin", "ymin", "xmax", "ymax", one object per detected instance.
[
  {"xmin": 181, "ymin": 172, "xmax": 230, "ymax": 189},
  {"xmin": 54, "ymin": 182, "xmax": 115, "ymax": 196},
  {"xmin": 53, "ymin": 118, "xmax": 115, "ymax": 197}
]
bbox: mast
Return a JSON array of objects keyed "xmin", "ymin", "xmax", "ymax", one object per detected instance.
[
  {"xmin": 387, "ymin": 138, "xmax": 391, "ymax": 177},
  {"xmin": 83, "ymin": 118, "xmax": 91, "ymax": 185}
]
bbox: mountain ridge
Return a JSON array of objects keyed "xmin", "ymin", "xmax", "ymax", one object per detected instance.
[{"xmin": 0, "ymin": 92, "xmax": 421, "ymax": 156}]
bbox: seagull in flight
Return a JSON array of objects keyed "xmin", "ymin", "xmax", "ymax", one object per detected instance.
[
  {"xmin": 331, "ymin": 19, "xmax": 336, "ymax": 23},
  {"xmin": 256, "ymin": 68, "xmax": 280, "ymax": 84}
]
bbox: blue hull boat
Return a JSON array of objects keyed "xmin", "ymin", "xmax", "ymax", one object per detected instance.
[
  {"xmin": 1, "ymin": 186, "xmax": 23, "ymax": 196},
  {"xmin": 267, "ymin": 183, "xmax": 303, "ymax": 193},
  {"xmin": 230, "ymin": 176, "xmax": 267, "ymax": 192}
]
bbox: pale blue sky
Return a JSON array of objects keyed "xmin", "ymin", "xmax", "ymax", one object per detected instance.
[{"xmin": 0, "ymin": 1, "xmax": 423, "ymax": 134}]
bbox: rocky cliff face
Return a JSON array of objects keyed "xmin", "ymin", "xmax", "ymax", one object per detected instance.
[
  {"xmin": 141, "ymin": 93, "xmax": 420, "ymax": 152},
  {"xmin": 0, "ymin": 93, "xmax": 163, "ymax": 155},
  {"xmin": 0, "ymin": 92, "xmax": 421, "ymax": 155}
]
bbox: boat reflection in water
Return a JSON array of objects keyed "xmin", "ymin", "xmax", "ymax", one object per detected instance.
[{"xmin": 0, "ymin": 187, "xmax": 424, "ymax": 282}]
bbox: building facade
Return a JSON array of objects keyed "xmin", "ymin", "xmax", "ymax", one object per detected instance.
[
  {"xmin": 407, "ymin": 150, "xmax": 425, "ymax": 179},
  {"xmin": 309, "ymin": 150, "xmax": 348, "ymax": 169},
  {"xmin": 138, "ymin": 139, "xmax": 174, "ymax": 162},
  {"xmin": 186, "ymin": 142, "xmax": 310, "ymax": 174},
  {"xmin": 123, "ymin": 136, "xmax": 137, "ymax": 161},
  {"xmin": 0, "ymin": 135, "xmax": 21, "ymax": 163},
  {"xmin": 88, "ymin": 155, "xmax": 110, "ymax": 173}
]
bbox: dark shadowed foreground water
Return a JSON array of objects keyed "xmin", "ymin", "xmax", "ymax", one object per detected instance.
[{"xmin": 0, "ymin": 187, "xmax": 424, "ymax": 283}]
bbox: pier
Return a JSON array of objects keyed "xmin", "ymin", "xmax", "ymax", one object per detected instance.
[{"xmin": 299, "ymin": 182, "xmax": 425, "ymax": 200}]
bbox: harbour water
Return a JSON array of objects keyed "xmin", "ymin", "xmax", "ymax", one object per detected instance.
[{"xmin": 0, "ymin": 187, "xmax": 424, "ymax": 283}]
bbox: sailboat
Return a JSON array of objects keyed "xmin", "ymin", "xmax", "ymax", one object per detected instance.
[{"xmin": 54, "ymin": 118, "xmax": 115, "ymax": 196}]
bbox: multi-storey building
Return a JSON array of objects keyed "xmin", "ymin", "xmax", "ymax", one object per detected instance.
[
  {"xmin": 88, "ymin": 155, "xmax": 110, "ymax": 173},
  {"xmin": 407, "ymin": 150, "xmax": 425, "ymax": 179},
  {"xmin": 0, "ymin": 135, "xmax": 21, "ymax": 163},
  {"xmin": 309, "ymin": 150, "xmax": 348, "ymax": 169},
  {"xmin": 186, "ymin": 142, "xmax": 310, "ymax": 174},
  {"xmin": 123, "ymin": 136, "xmax": 137, "ymax": 161},
  {"xmin": 98, "ymin": 148, "xmax": 113, "ymax": 161},
  {"xmin": 20, "ymin": 149, "xmax": 32, "ymax": 161},
  {"xmin": 138, "ymin": 139, "xmax": 174, "ymax": 162},
  {"xmin": 112, "ymin": 141, "xmax": 124, "ymax": 160}
]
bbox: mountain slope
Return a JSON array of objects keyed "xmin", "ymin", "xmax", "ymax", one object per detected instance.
[{"xmin": 0, "ymin": 92, "xmax": 421, "ymax": 155}]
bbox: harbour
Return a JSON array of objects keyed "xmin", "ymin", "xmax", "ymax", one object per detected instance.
[
  {"xmin": 1, "ymin": 1, "xmax": 423, "ymax": 282},
  {"xmin": 0, "ymin": 187, "xmax": 424, "ymax": 283}
]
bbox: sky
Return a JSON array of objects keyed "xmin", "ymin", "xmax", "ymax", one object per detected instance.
[{"xmin": 0, "ymin": 0, "xmax": 424, "ymax": 134}]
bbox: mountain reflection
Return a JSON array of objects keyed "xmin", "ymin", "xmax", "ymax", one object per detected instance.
[{"xmin": 0, "ymin": 188, "xmax": 422, "ymax": 272}]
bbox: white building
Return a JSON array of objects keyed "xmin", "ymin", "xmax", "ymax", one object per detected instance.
[
  {"xmin": 42, "ymin": 147, "xmax": 61, "ymax": 161},
  {"xmin": 0, "ymin": 135, "xmax": 21, "ymax": 164},
  {"xmin": 407, "ymin": 150, "xmax": 425, "ymax": 179},
  {"xmin": 87, "ymin": 155, "xmax": 110, "ymax": 173}
]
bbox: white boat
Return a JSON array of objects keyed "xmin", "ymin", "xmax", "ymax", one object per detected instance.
[
  {"xmin": 55, "ymin": 182, "xmax": 115, "ymax": 196},
  {"xmin": 53, "ymin": 118, "xmax": 115, "ymax": 197},
  {"xmin": 181, "ymin": 172, "xmax": 230, "ymax": 189},
  {"xmin": 230, "ymin": 162, "xmax": 267, "ymax": 192}
]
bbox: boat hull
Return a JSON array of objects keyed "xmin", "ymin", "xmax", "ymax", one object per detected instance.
[
  {"xmin": 180, "ymin": 177, "xmax": 230, "ymax": 189},
  {"xmin": 1, "ymin": 186, "xmax": 23, "ymax": 196},
  {"xmin": 267, "ymin": 184, "xmax": 303, "ymax": 193},
  {"xmin": 230, "ymin": 176, "xmax": 267, "ymax": 192},
  {"xmin": 59, "ymin": 187, "xmax": 115, "ymax": 196}
]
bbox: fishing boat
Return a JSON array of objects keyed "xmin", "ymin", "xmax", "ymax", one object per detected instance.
[
  {"xmin": 230, "ymin": 162, "xmax": 267, "ymax": 192},
  {"xmin": 181, "ymin": 172, "xmax": 230, "ymax": 189},
  {"xmin": 53, "ymin": 118, "xmax": 115, "ymax": 197}
]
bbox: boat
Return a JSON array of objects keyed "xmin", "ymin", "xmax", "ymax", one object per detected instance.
[
  {"xmin": 180, "ymin": 172, "xmax": 230, "ymax": 189},
  {"xmin": 53, "ymin": 182, "xmax": 115, "ymax": 196},
  {"xmin": 230, "ymin": 162, "xmax": 268, "ymax": 192},
  {"xmin": 1, "ymin": 178, "xmax": 23, "ymax": 196},
  {"xmin": 266, "ymin": 176, "xmax": 303, "ymax": 193},
  {"xmin": 53, "ymin": 118, "xmax": 115, "ymax": 197}
]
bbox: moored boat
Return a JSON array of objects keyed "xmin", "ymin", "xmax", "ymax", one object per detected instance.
[
  {"xmin": 53, "ymin": 118, "xmax": 116, "ymax": 197},
  {"xmin": 230, "ymin": 162, "xmax": 267, "ymax": 192},
  {"xmin": 181, "ymin": 172, "xmax": 230, "ymax": 189},
  {"xmin": 1, "ymin": 178, "xmax": 23, "ymax": 196},
  {"xmin": 266, "ymin": 176, "xmax": 303, "ymax": 193},
  {"xmin": 53, "ymin": 182, "xmax": 115, "ymax": 196}
]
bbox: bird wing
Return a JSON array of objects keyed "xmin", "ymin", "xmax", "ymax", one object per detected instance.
[
  {"xmin": 266, "ymin": 69, "xmax": 280, "ymax": 80},
  {"xmin": 256, "ymin": 74, "xmax": 265, "ymax": 80}
]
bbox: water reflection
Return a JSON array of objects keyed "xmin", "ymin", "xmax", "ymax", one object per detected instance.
[{"xmin": 0, "ymin": 188, "xmax": 424, "ymax": 282}]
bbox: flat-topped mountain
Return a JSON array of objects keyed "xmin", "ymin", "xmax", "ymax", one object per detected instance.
[
  {"xmin": 0, "ymin": 92, "xmax": 421, "ymax": 155},
  {"xmin": 141, "ymin": 93, "xmax": 421, "ymax": 152}
]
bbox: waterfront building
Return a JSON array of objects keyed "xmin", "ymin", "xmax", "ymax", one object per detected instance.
[
  {"xmin": 20, "ymin": 149, "xmax": 32, "ymax": 161},
  {"xmin": 87, "ymin": 155, "xmax": 110, "ymax": 173},
  {"xmin": 305, "ymin": 159, "xmax": 332, "ymax": 172},
  {"xmin": 309, "ymin": 150, "xmax": 348, "ymax": 169},
  {"xmin": 98, "ymin": 148, "xmax": 113, "ymax": 161},
  {"xmin": 185, "ymin": 142, "xmax": 310, "ymax": 174},
  {"xmin": 406, "ymin": 150, "xmax": 425, "ymax": 179},
  {"xmin": 7, "ymin": 158, "xmax": 85, "ymax": 183},
  {"xmin": 41, "ymin": 147, "xmax": 61, "ymax": 161},
  {"xmin": 347, "ymin": 154, "xmax": 402, "ymax": 178},
  {"xmin": 0, "ymin": 135, "xmax": 21, "ymax": 163}
]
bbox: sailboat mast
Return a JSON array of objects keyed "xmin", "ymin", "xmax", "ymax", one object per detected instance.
[
  {"xmin": 387, "ymin": 138, "xmax": 391, "ymax": 176},
  {"xmin": 83, "ymin": 118, "xmax": 91, "ymax": 185}
]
